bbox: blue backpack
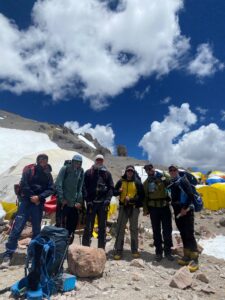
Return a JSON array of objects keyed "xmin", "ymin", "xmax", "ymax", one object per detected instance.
[
  {"xmin": 178, "ymin": 177, "xmax": 203, "ymax": 212},
  {"xmin": 11, "ymin": 226, "xmax": 69, "ymax": 299}
]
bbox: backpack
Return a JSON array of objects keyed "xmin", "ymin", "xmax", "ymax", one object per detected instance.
[
  {"xmin": 178, "ymin": 177, "xmax": 203, "ymax": 212},
  {"xmin": 14, "ymin": 164, "xmax": 36, "ymax": 196},
  {"xmin": 179, "ymin": 170, "xmax": 198, "ymax": 186},
  {"xmin": 11, "ymin": 226, "xmax": 69, "ymax": 299}
]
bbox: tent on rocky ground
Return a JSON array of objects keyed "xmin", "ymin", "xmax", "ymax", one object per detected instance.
[
  {"xmin": 191, "ymin": 171, "xmax": 205, "ymax": 184},
  {"xmin": 208, "ymin": 170, "xmax": 225, "ymax": 179},
  {"xmin": 197, "ymin": 183, "xmax": 225, "ymax": 210}
]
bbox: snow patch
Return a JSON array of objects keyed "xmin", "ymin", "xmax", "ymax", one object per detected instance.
[
  {"xmin": 199, "ymin": 235, "xmax": 225, "ymax": 260},
  {"xmin": 0, "ymin": 117, "xmax": 5, "ymax": 120},
  {"xmin": 0, "ymin": 128, "xmax": 59, "ymax": 174},
  {"xmin": 78, "ymin": 134, "xmax": 96, "ymax": 149}
]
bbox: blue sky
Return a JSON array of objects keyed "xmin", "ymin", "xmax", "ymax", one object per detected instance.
[{"xmin": 0, "ymin": 0, "xmax": 225, "ymax": 170}]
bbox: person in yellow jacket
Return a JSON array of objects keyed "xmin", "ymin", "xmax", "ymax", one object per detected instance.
[{"xmin": 113, "ymin": 165, "xmax": 144, "ymax": 260}]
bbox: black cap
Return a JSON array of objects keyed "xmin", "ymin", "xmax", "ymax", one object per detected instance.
[
  {"xmin": 144, "ymin": 163, "xmax": 153, "ymax": 170},
  {"xmin": 36, "ymin": 154, "xmax": 48, "ymax": 164},
  {"xmin": 168, "ymin": 164, "xmax": 178, "ymax": 170}
]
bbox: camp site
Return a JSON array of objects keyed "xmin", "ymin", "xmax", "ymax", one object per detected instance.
[{"xmin": 0, "ymin": 141, "xmax": 225, "ymax": 299}]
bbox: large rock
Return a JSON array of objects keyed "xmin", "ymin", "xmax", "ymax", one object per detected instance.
[
  {"xmin": 219, "ymin": 217, "xmax": 225, "ymax": 227},
  {"xmin": 68, "ymin": 245, "xmax": 106, "ymax": 278},
  {"xmin": 169, "ymin": 267, "xmax": 193, "ymax": 289},
  {"xmin": 20, "ymin": 225, "xmax": 32, "ymax": 239}
]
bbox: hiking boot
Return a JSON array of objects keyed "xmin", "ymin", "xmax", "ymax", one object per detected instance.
[
  {"xmin": 132, "ymin": 252, "xmax": 140, "ymax": 259},
  {"xmin": 187, "ymin": 251, "xmax": 199, "ymax": 272},
  {"xmin": 0, "ymin": 255, "xmax": 12, "ymax": 269},
  {"xmin": 165, "ymin": 253, "xmax": 175, "ymax": 261},
  {"xmin": 154, "ymin": 254, "xmax": 163, "ymax": 262},
  {"xmin": 177, "ymin": 256, "xmax": 191, "ymax": 266},
  {"xmin": 114, "ymin": 251, "xmax": 122, "ymax": 260},
  {"xmin": 188, "ymin": 260, "xmax": 199, "ymax": 272},
  {"xmin": 177, "ymin": 248, "xmax": 191, "ymax": 266}
]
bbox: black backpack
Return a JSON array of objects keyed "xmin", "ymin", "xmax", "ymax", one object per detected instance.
[{"xmin": 179, "ymin": 170, "xmax": 198, "ymax": 186}]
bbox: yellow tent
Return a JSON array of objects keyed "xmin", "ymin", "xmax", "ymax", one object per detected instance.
[
  {"xmin": 208, "ymin": 171, "xmax": 225, "ymax": 178},
  {"xmin": 197, "ymin": 183, "xmax": 225, "ymax": 210},
  {"xmin": 191, "ymin": 172, "xmax": 206, "ymax": 183},
  {"xmin": 0, "ymin": 201, "xmax": 17, "ymax": 220}
]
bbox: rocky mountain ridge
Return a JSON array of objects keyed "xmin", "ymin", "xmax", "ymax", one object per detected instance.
[{"xmin": 0, "ymin": 109, "xmax": 149, "ymax": 182}]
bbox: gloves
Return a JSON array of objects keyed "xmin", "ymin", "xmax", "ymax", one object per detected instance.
[
  {"xmin": 86, "ymin": 202, "xmax": 93, "ymax": 210},
  {"xmin": 104, "ymin": 199, "xmax": 110, "ymax": 207}
]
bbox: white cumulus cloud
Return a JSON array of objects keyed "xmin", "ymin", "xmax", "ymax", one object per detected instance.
[
  {"xmin": 188, "ymin": 43, "xmax": 224, "ymax": 78},
  {"xmin": 139, "ymin": 103, "xmax": 225, "ymax": 170},
  {"xmin": 160, "ymin": 96, "xmax": 171, "ymax": 104},
  {"xmin": 64, "ymin": 121, "xmax": 115, "ymax": 153},
  {"xmin": 0, "ymin": 0, "xmax": 190, "ymax": 109}
]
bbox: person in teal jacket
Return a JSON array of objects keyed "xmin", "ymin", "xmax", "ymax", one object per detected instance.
[{"xmin": 55, "ymin": 154, "xmax": 84, "ymax": 243}]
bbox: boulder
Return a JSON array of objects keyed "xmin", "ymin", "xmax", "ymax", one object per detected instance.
[
  {"xmin": 169, "ymin": 267, "xmax": 193, "ymax": 289},
  {"xmin": 68, "ymin": 245, "xmax": 106, "ymax": 278},
  {"xmin": 130, "ymin": 259, "xmax": 145, "ymax": 268},
  {"xmin": 196, "ymin": 273, "xmax": 209, "ymax": 283},
  {"xmin": 20, "ymin": 225, "xmax": 32, "ymax": 239},
  {"xmin": 219, "ymin": 217, "xmax": 225, "ymax": 227}
]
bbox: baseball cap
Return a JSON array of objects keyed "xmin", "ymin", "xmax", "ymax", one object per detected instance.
[
  {"xmin": 95, "ymin": 154, "xmax": 104, "ymax": 161},
  {"xmin": 125, "ymin": 165, "xmax": 135, "ymax": 172}
]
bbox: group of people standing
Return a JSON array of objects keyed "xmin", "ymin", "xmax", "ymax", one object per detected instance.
[{"xmin": 1, "ymin": 153, "xmax": 199, "ymax": 273}]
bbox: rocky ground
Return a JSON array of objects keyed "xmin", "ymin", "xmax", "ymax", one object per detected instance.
[{"xmin": 1, "ymin": 208, "xmax": 225, "ymax": 300}]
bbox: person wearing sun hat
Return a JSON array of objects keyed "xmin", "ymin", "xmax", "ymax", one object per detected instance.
[
  {"xmin": 167, "ymin": 164, "xmax": 199, "ymax": 272},
  {"xmin": 113, "ymin": 165, "xmax": 144, "ymax": 260}
]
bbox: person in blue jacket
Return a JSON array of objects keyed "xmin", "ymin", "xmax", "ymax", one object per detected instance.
[
  {"xmin": 168, "ymin": 164, "xmax": 199, "ymax": 272},
  {"xmin": 0, "ymin": 154, "xmax": 54, "ymax": 269}
]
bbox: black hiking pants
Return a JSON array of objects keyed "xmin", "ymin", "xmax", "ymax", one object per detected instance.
[
  {"xmin": 56, "ymin": 203, "xmax": 79, "ymax": 244},
  {"xmin": 173, "ymin": 206, "xmax": 198, "ymax": 251},
  {"xmin": 149, "ymin": 206, "xmax": 173, "ymax": 255},
  {"xmin": 82, "ymin": 202, "xmax": 108, "ymax": 249}
]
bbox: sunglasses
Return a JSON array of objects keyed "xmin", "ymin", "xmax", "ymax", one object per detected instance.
[
  {"xmin": 145, "ymin": 168, "xmax": 153, "ymax": 172},
  {"xmin": 126, "ymin": 169, "xmax": 134, "ymax": 172},
  {"xmin": 96, "ymin": 158, "xmax": 103, "ymax": 162}
]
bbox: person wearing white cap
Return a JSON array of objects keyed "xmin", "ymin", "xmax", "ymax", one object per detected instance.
[{"xmin": 82, "ymin": 154, "xmax": 114, "ymax": 249}]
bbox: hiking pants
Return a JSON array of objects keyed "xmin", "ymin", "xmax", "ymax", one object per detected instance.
[
  {"xmin": 114, "ymin": 206, "xmax": 140, "ymax": 253},
  {"xmin": 5, "ymin": 199, "xmax": 43, "ymax": 254},
  {"xmin": 149, "ymin": 206, "xmax": 173, "ymax": 255},
  {"xmin": 82, "ymin": 203, "xmax": 108, "ymax": 249},
  {"xmin": 56, "ymin": 203, "xmax": 79, "ymax": 244},
  {"xmin": 173, "ymin": 206, "xmax": 198, "ymax": 251}
]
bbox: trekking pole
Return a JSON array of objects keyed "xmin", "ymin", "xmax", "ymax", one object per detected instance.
[
  {"xmin": 113, "ymin": 204, "xmax": 126, "ymax": 252},
  {"xmin": 77, "ymin": 210, "xmax": 82, "ymax": 245}
]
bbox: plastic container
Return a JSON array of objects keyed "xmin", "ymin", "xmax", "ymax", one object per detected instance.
[
  {"xmin": 27, "ymin": 287, "xmax": 43, "ymax": 300},
  {"xmin": 61, "ymin": 273, "xmax": 76, "ymax": 292}
]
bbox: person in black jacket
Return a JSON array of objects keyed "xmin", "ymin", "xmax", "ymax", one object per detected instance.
[
  {"xmin": 0, "ymin": 154, "xmax": 54, "ymax": 269},
  {"xmin": 168, "ymin": 165, "xmax": 199, "ymax": 272},
  {"xmin": 113, "ymin": 165, "xmax": 144, "ymax": 260},
  {"xmin": 82, "ymin": 154, "xmax": 114, "ymax": 249}
]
